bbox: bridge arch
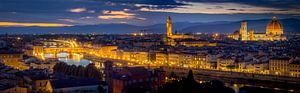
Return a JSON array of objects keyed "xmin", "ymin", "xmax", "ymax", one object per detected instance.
[{"xmin": 33, "ymin": 39, "xmax": 83, "ymax": 60}]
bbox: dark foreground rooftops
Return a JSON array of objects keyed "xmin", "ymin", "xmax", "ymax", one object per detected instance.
[
  {"xmin": 290, "ymin": 60, "xmax": 300, "ymax": 64},
  {"xmin": 270, "ymin": 56, "xmax": 291, "ymax": 60},
  {"xmin": 50, "ymin": 78, "xmax": 104, "ymax": 89}
]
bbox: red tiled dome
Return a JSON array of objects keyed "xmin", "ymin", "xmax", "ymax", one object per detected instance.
[{"xmin": 266, "ymin": 16, "xmax": 283, "ymax": 35}]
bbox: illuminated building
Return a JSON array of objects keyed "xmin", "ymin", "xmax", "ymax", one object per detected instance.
[
  {"xmin": 238, "ymin": 61, "xmax": 269, "ymax": 74},
  {"xmin": 111, "ymin": 67, "xmax": 165, "ymax": 93},
  {"xmin": 164, "ymin": 37, "xmax": 176, "ymax": 46},
  {"xmin": 266, "ymin": 16, "xmax": 284, "ymax": 35},
  {"xmin": 229, "ymin": 16, "xmax": 286, "ymax": 41},
  {"xmin": 167, "ymin": 53, "xmax": 180, "ymax": 67},
  {"xmin": 120, "ymin": 51, "xmax": 149, "ymax": 62},
  {"xmin": 251, "ymin": 63, "xmax": 269, "ymax": 74},
  {"xmin": 217, "ymin": 56, "xmax": 237, "ymax": 71},
  {"xmin": 0, "ymin": 86, "xmax": 28, "ymax": 93},
  {"xmin": 155, "ymin": 52, "xmax": 168, "ymax": 65},
  {"xmin": 20, "ymin": 71, "xmax": 52, "ymax": 93},
  {"xmin": 179, "ymin": 53, "xmax": 194, "ymax": 68},
  {"xmin": 32, "ymin": 80, "xmax": 52, "ymax": 93},
  {"xmin": 98, "ymin": 46, "xmax": 118, "ymax": 58},
  {"xmin": 166, "ymin": 16, "xmax": 193, "ymax": 39},
  {"xmin": 33, "ymin": 46, "xmax": 44, "ymax": 56},
  {"xmin": 152, "ymin": 52, "xmax": 209, "ymax": 68},
  {"xmin": 122, "ymin": 51, "xmax": 131, "ymax": 60},
  {"xmin": 228, "ymin": 31, "xmax": 240, "ymax": 40},
  {"xmin": 0, "ymin": 50, "xmax": 29, "ymax": 70},
  {"xmin": 135, "ymin": 52, "xmax": 149, "ymax": 63},
  {"xmin": 193, "ymin": 54, "xmax": 209, "ymax": 69},
  {"xmin": 166, "ymin": 16, "xmax": 173, "ymax": 37},
  {"xmin": 289, "ymin": 60, "xmax": 300, "ymax": 77},
  {"xmin": 269, "ymin": 57, "xmax": 292, "ymax": 76},
  {"xmin": 179, "ymin": 41, "xmax": 217, "ymax": 47},
  {"xmin": 239, "ymin": 21, "xmax": 248, "ymax": 41},
  {"xmin": 178, "ymin": 53, "xmax": 209, "ymax": 68}
]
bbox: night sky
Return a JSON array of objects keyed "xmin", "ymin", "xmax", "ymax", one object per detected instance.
[{"xmin": 0, "ymin": 0, "xmax": 299, "ymax": 27}]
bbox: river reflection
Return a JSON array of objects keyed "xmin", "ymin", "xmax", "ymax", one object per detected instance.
[{"xmin": 44, "ymin": 53, "xmax": 92, "ymax": 67}]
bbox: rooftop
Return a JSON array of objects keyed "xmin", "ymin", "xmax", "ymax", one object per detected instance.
[
  {"xmin": 290, "ymin": 60, "xmax": 300, "ymax": 64},
  {"xmin": 50, "ymin": 78, "xmax": 103, "ymax": 89}
]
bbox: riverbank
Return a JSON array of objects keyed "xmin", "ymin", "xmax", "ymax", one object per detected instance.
[{"xmin": 162, "ymin": 67, "xmax": 300, "ymax": 92}]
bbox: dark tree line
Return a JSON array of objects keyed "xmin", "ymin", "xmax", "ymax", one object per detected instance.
[
  {"xmin": 53, "ymin": 62, "xmax": 102, "ymax": 79},
  {"xmin": 158, "ymin": 70, "xmax": 235, "ymax": 93}
]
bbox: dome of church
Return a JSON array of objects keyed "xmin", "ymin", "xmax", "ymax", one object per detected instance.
[{"xmin": 266, "ymin": 16, "xmax": 283, "ymax": 35}]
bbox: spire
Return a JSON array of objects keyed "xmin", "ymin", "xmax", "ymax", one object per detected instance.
[{"xmin": 168, "ymin": 16, "xmax": 171, "ymax": 20}]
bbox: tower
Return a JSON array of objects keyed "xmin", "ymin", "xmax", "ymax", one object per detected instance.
[
  {"xmin": 239, "ymin": 21, "xmax": 248, "ymax": 41},
  {"xmin": 166, "ymin": 16, "xmax": 173, "ymax": 38},
  {"xmin": 266, "ymin": 16, "xmax": 283, "ymax": 36},
  {"xmin": 249, "ymin": 29, "xmax": 255, "ymax": 41}
]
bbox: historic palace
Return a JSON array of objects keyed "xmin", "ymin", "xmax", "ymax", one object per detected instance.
[
  {"xmin": 166, "ymin": 16, "xmax": 193, "ymax": 39},
  {"xmin": 229, "ymin": 16, "xmax": 287, "ymax": 41}
]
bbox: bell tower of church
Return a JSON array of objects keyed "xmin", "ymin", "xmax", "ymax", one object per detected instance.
[{"xmin": 239, "ymin": 21, "xmax": 248, "ymax": 41}]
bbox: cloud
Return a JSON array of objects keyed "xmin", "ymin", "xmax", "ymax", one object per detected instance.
[
  {"xmin": 0, "ymin": 0, "xmax": 299, "ymax": 26},
  {"xmin": 68, "ymin": 8, "xmax": 87, "ymax": 13},
  {"xmin": 178, "ymin": 0, "xmax": 300, "ymax": 9},
  {"xmin": 80, "ymin": 16, "xmax": 94, "ymax": 19},
  {"xmin": 105, "ymin": 1, "xmax": 117, "ymax": 6},
  {"xmin": 88, "ymin": 10, "xmax": 96, "ymax": 13},
  {"xmin": 103, "ymin": 10, "xmax": 135, "ymax": 16},
  {"xmin": 137, "ymin": 17, "xmax": 146, "ymax": 20},
  {"xmin": 0, "ymin": 22, "xmax": 72, "ymax": 27},
  {"xmin": 123, "ymin": 8, "xmax": 130, "ymax": 11},
  {"xmin": 103, "ymin": 0, "xmax": 183, "ymax": 6},
  {"xmin": 139, "ymin": 2, "xmax": 300, "ymax": 14},
  {"xmin": 98, "ymin": 10, "xmax": 136, "ymax": 20}
]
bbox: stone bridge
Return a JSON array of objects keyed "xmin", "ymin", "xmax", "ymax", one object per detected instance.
[{"xmin": 33, "ymin": 39, "xmax": 84, "ymax": 59}]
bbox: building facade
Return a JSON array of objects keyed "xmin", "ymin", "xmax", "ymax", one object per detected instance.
[{"xmin": 269, "ymin": 57, "xmax": 292, "ymax": 76}]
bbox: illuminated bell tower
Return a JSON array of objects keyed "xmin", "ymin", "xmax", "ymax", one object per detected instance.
[
  {"xmin": 239, "ymin": 21, "xmax": 248, "ymax": 41},
  {"xmin": 166, "ymin": 16, "xmax": 173, "ymax": 38}
]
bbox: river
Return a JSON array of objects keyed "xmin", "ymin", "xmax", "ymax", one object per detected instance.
[{"xmin": 44, "ymin": 53, "xmax": 92, "ymax": 66}]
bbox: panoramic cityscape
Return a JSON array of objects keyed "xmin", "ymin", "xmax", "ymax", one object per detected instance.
[{"xmin": 0, "ymin": 0, "xmax": 300, "ymax": 93}]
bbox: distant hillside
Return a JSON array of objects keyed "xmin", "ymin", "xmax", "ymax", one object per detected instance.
[
  {"xmin": 181, "ymin": 18, "xmax": 300, "ymax": 33},
  {"xmin": 0, "ymin": 24, "xmax": 141, "ymax": 34},
  {"xmin": 0, "ymin": 18, "xmax": 299, "ymax": 34}
]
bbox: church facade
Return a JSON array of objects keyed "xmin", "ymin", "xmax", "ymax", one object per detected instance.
[{"xmin": 229, "ymin": 16, "xmax": 286, "ymax": 41}]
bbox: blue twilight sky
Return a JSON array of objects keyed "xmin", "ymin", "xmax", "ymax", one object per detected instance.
[{"xmin": 0, "ymin": 0, "xmax": 300, "ymax": 26}]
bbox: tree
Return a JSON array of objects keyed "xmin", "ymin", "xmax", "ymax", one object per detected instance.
[
  {"xmin": 158, "ymin": 70, "xmax": 235, "ymax": 93},
  {"xmin": 187, "ymin": 70, "xmax": 194, "ymax": 81},
  {"xmin": 169, "ymin": 71, "xmax": 178, "ymax": 80},
  {"xmin": 53, "ymin": 62, "xmax": 102, "ymax": 80}
]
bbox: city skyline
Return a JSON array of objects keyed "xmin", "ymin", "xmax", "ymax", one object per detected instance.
[{"xmin": 0, "ymin": 1, "xmax": 300, "ymax": 93}]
